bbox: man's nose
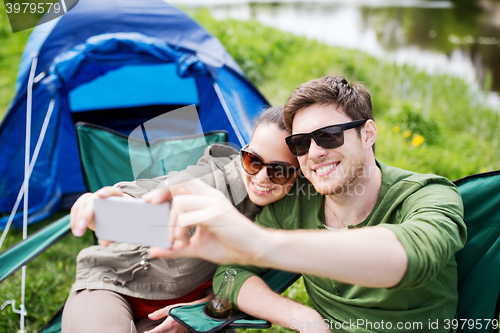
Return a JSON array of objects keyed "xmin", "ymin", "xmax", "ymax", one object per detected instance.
[{"xmin": 307, "ymin": 138, "xmax": 328, "ymax": 160}]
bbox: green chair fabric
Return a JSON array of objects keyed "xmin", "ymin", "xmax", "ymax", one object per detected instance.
[
  {"xmin": 0, "ymin": 215, "xmax": 71, "ymax": 284},
  {"xmin": 0, "ymin": 215, "xmax": 70, "ymax": 333},
  {"xmin": 454, "ymin": 171, "xmax": 500, "ymax": 332},
  {"xmin": 170, "ymin": 269, "xmax": 299, "ymax": 332},
  {"xmin": 170, "ymin": 302, "xmax": 269, "ymax": 333},
  {"xmin": 75, "ymin": 122, "xmax": 229, "ymax": 192}
]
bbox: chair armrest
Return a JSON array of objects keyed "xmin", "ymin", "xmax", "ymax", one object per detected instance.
[
  {"xmin": 0, "ymin": 214, "xmax": 71, "ymax": 283},
  {"xmin": 169, "ymin": 269, "xmax": 301, "ymax": 332}
]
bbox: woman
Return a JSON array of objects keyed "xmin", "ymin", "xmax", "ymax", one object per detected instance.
[{"xmin": 62, "ymin": 106, "xmax": 305, "ymax": 333}]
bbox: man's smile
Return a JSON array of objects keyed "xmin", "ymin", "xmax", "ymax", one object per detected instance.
[{"xmin": 312, "ymin": 162, "xmax": 340, "ymax": 177}]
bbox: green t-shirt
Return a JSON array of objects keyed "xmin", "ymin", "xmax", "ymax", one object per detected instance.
[{"xmin": 214, "ymin": 160, "xmax": 466, "ymax": 332}]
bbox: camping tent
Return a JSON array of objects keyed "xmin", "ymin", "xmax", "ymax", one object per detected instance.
[{"xmin": 0, "ymin": 0, "xmax": 269, "ymax": 230}]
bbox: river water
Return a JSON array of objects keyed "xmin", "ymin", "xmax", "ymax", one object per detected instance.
[{"xmin": 174, "ymin": 0, "xmax": 500, "ymax": 109}]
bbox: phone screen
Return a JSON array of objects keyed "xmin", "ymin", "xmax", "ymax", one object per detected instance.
[{"xmin": 94, "ymin": 196, "xmax": 172, "ymax": 248}]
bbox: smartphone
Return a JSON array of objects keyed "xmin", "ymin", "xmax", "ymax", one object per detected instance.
[{"xmin": 94, "ymin": 196, "xmax": 172, "ymax": 248}]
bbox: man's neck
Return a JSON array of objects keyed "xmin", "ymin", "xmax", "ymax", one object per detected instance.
[{"xmin": 323, "ymin": 163, "xmax": 382, "ymax": 229}]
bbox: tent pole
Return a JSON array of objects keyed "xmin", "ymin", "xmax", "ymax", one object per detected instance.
[
  {"xmin": 0, "ymin": 99, "xmax": 55, "ymax": 249},
  {"xmin": 213, "ymin": 82, "xmax": 246, "ymax": 147},
  {"xmin": 0, "ymin": 96, "xmax": 54, "ymax": 332},
  {"xmin": 22, "ymin": 53, "xmax": 38, "ymax": 333},
  {"xmin": 0, "ymin": 97, "xmax": 54, "ymax": 327},
  {"xmin": 61, "ymin": 0, "xmax": 68, "ymax": 13}
]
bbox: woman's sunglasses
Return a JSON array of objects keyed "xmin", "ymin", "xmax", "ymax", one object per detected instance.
[
  {"xmin": 285, "ymin": 119, "xmax": 367, "ymax": 156},
  {"xmin": 240, "ymin": 146, "xmax": 297, "ymax": 185}
]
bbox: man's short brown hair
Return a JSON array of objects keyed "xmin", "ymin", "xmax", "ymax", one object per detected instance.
[{"xmin": 284, "ymin": 76, "xmax": 373, "ymax": 131}]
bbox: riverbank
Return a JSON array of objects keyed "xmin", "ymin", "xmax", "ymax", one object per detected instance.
[{"xmin": 191, "ymin": 9, "xmax": 500, "ymax": 180}]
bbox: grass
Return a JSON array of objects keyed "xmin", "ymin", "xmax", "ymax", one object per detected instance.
[
  {"xmin": 0, "ymin": 211, "xmax": 93, "ymax": 333},
  {"xmin": 0, "ymin": 6, "xmax": 500, "ymax": 333},
  {"xmin": 0, "ymin": 2, "xmax": 32, "ymax": 116}
]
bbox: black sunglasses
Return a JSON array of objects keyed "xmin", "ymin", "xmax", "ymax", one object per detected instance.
[
  {"xmin": 285, "ymin": 119, "xmax": 367, "ymax": 156},
  {"xmin": 240, "ymin": 146, "xmax": 297, "ymax": 185}
]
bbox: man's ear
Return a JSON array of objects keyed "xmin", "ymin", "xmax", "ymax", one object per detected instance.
[{"xmin": 362, "ymin": 120, "xmax": 377, "ymax": 150}]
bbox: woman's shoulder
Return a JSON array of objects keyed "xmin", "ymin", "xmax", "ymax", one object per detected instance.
[{"xmin": 207, "ymin": 143, "xmax": 240, "ymax": 158}]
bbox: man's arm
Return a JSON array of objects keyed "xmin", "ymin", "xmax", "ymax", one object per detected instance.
[
  {"xmin": 212, "ymin": 264, "xmax": 329, "ymax": 333},
  {"xmin": 150, "ymin": 179, "xmax": 407, "ymax": 288},
  {"xmin": 258, "ymin": 226, "xmax": 407, "ymax": 288},
  {"xmin": 258, "ymin": 180, "xmax": 463, "ymax": 290},
  {"xmin": 237, "ymin": 276, "xmax": 329, "ymax": 333},
  {"xmin": 378, "ymin": 182, "xmax": 467, "ymax": 289}
]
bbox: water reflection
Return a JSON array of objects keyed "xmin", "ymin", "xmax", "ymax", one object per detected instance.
[
  {"xmin": 359, "ymin": 3, "xmax": 499, "ymax": 92},
  {"xmin": 175, "ymin": 0, "xmax": 500, "ymax": 108}
]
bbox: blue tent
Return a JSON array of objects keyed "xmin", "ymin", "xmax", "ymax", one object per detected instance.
[{"xmin": 0, "ymin": 0, "xmax": 269, "ymax": 229}]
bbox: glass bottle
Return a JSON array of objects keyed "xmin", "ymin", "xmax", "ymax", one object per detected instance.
[{"xmin": 206, "ymin": 268, "xmax": 237, "ymax": 319}]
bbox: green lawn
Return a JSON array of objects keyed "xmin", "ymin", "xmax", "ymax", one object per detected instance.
[
  {"xmin": 1, "ymin": 6, "xmax": 499, "ymax": 333},
  {"xmin": 0, "ymin": 2, "xmax": 32, "ymax": 117},
  {"xmin": 0, "ymin": 212, "xmax": 94, "ymax": 333}
]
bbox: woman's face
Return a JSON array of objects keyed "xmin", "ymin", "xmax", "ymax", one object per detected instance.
[{"xmin": 242, "ymin": 123, "xmax": 299, "ymax": 207}]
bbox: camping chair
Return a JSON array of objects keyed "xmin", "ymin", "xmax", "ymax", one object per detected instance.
[
  {"xmin": 454, "ymin": 171, "xmax": 500, "ymax": 332},
  {"xmin": 0, "ymin": 122, "xmax": 299, "ymax": 332},
  {"xmin": 74, "ymin": 122, "xmax": 230, "ymax": 192},
  {"xmin": 167, "ymin": 268, "xmax": 300, "ymax": 332},
  {"xmin": 0, "ymin": 122, "xmax": 227, "ymax": 332},
  {"xmin": 74, "ymin": 122, "xmax": 300, "ymax": 331}
]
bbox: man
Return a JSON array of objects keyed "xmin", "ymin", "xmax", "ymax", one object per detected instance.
[{"xmin": 151, "ymin": 76, "xmax": 466, "ymax": 332}]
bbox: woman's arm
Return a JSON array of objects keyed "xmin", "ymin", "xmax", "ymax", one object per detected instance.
[{"xmin": 236, "ymin": 276, "xmax": 330, "ymax": 333}]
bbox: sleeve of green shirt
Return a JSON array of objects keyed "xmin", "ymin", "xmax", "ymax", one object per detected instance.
[
  {"xmin": 213, "ymin": 203, "xmax": 284, "ymax": 309},
  {"xmin": 381, "ymin": 181, "xmax": 467, "ymax": 290}
]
